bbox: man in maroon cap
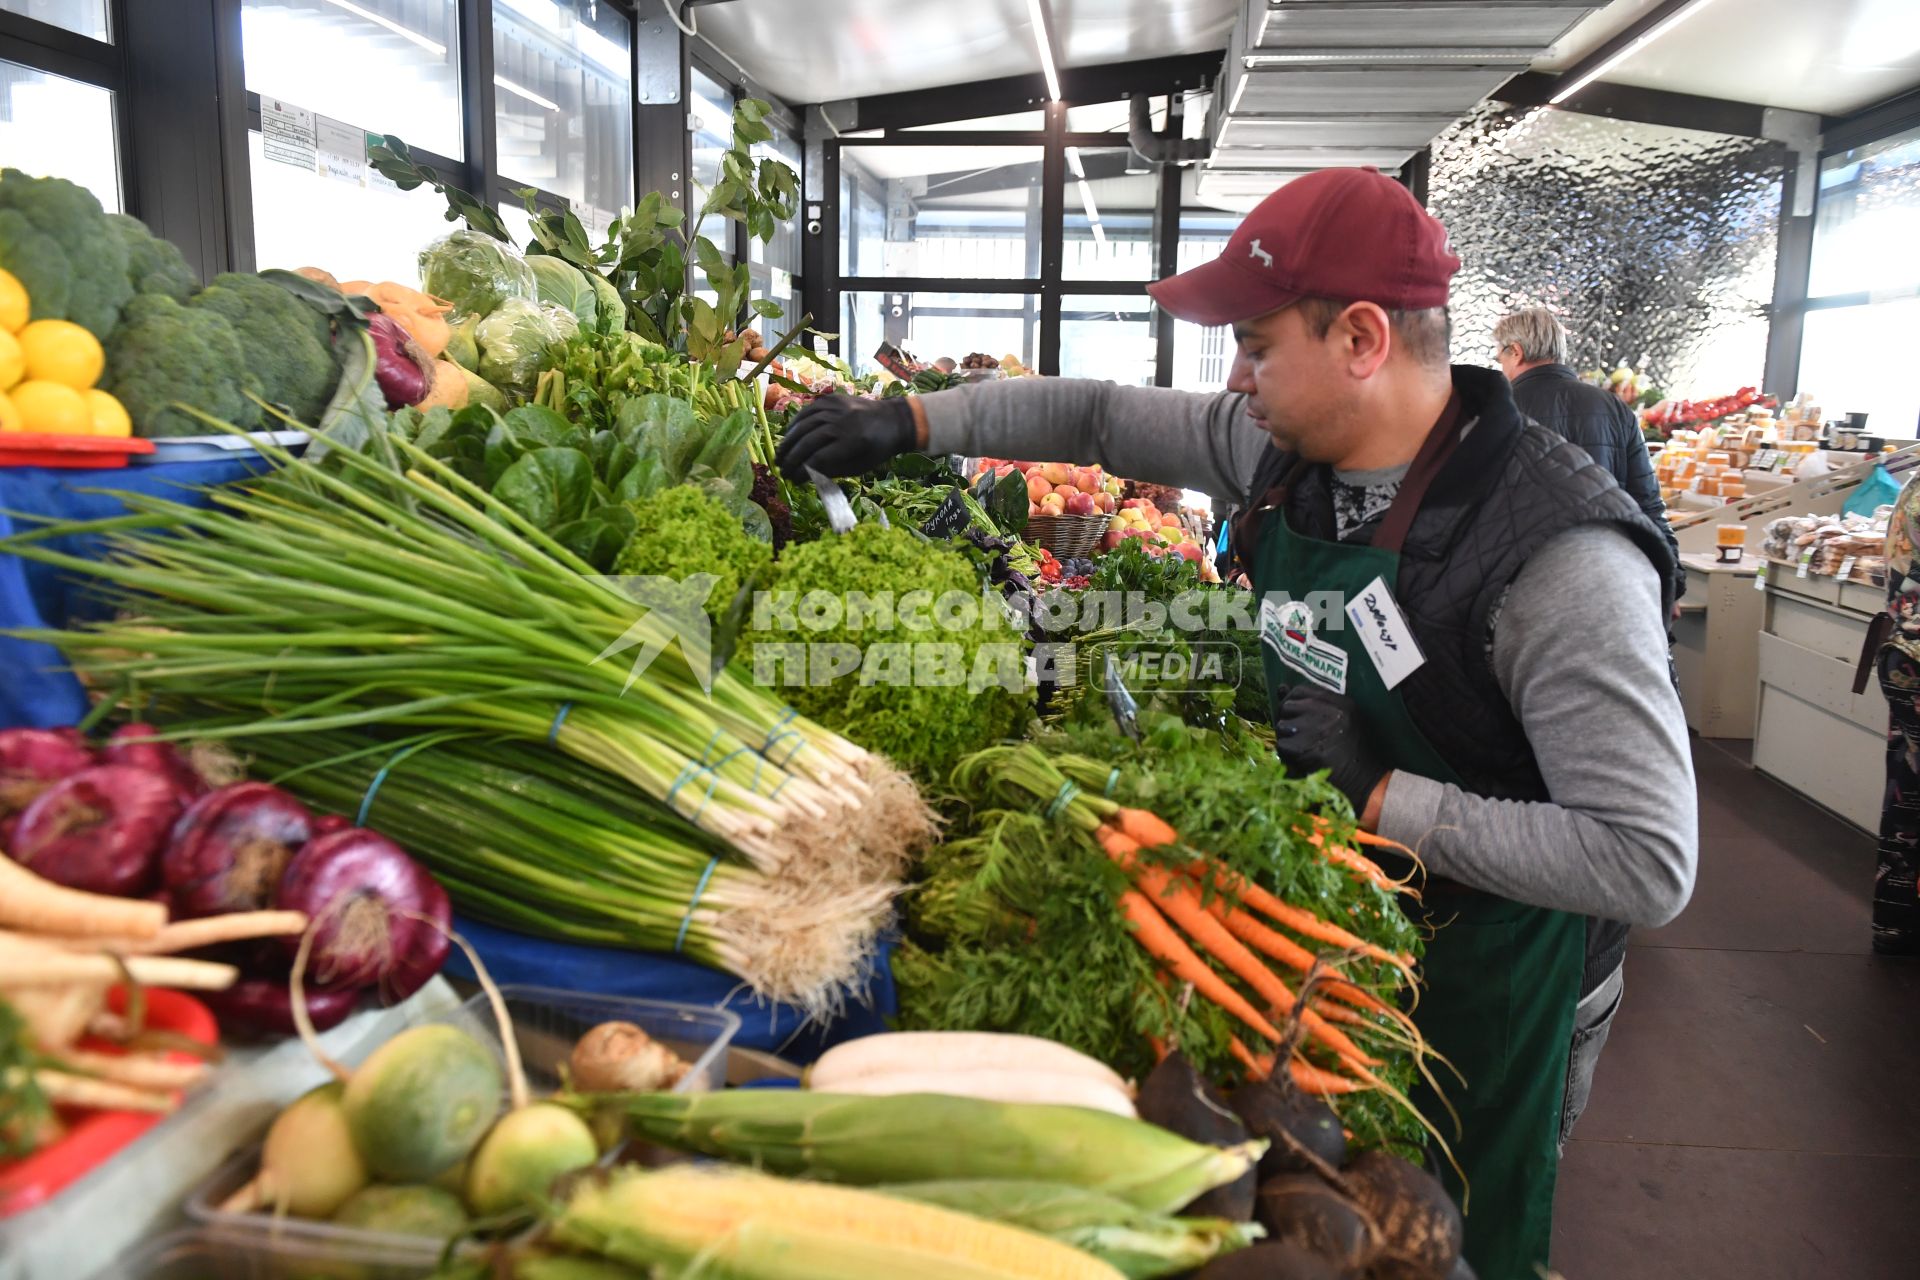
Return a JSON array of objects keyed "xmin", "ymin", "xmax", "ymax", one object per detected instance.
[{"xmin": 778, "ymin": 168, "xmax": 1696, "ymax": 1278}]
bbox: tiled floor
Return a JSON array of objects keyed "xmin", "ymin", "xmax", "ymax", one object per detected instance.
[{"xmin": 1551, "ymin": 737, "xmax": 1920, "ymax": 1278}]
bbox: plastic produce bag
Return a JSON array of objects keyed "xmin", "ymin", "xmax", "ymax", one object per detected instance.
[
  {"xmin": 475, "ymin": 297, "xmax": 578, "ymax": 396},
  {"xmin": 418, "ymin": 230, "xmax": 536, "ymax": 321},
  {"xmin": 1843, "ymin": 464, "xmax": 1903, "ymax": 518}
]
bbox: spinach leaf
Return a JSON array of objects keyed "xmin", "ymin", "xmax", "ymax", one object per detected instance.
[
  {"xmin": 494, "ymin": 447, "xmax": 594, "ymax": 528},
  {"xmin": 554, "ymin": 504, "xmax": 637, "ymax": 570}
]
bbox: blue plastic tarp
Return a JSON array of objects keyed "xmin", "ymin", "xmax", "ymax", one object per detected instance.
[{"xmin": 0, "ymin": 457, "xmax": 270, "ymax": 728}]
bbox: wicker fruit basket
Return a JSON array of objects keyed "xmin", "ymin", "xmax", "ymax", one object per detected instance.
[{"xmin": 1024, "ymin": 513, "xmax": 1107, "ymax": 559}]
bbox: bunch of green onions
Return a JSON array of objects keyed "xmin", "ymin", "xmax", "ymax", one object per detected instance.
[{"xmin": 3, "ymin": 425, "xmax": 929, "ymax": 1012}]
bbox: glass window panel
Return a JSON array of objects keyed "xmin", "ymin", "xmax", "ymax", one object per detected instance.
[
  {"xmin": 1797, "ymin": 299, "xmax": 1920, "ymax": 439},
  {"xmin": 249, "ymin": 130, "xmax": 453, "ymax": 285},
  {"xmin": 1, "ymin": 0, "xmax": 107, "ymax": 40},
  {"xmin": 1167, "ymin": 212, "xmax": 1238, "ymax": 391},
  {"xmin": 839, "ymin": 289, "xmax": 1037, "ymax": 377},
  {"xmin": 1060, "ymin": 294, "xmax": 1154, "ymax": 387},
  {"xmin": 691, "ymin": 67, "xmax": 733, "ymax": 209},
  {"xmin": 839, "ymin": 145, "xmax": 1043, "ymax": 279},
  {"xmin": 493, "ymin": 0, "xmax": 632, "ymax": 227},
  {"xmin": 242, "ymin": 0, "xmax": 462, "ymax": 161},
  {"xmin": 498, "ymin": 201, "xmax": 535, "ymax": 251},
  {"xmin": 0, "ymin": 61, "xmax": 118, "ymax": 210},
  {"xmin": 750, "ymin": 127, "xmax": 803, "ymax": 275},
  {"xmin": 1809, "ymin": 123, "xmax": 1920, "ymax": 299},
  {"xmin": 1063, "ymin": 149, "xmax": 1156, "ymax": 282}
]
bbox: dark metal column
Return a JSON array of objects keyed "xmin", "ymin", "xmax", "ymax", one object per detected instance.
[
  {"xmin": 458, "ymin": 0, "xmax": 497, "ymax": 199},
  {"xmin": 1038, "ymin": 100, "xmax": 1066, "ymax": 375},
  {"xmin": 1762, "ymin": 164, "xmax": 1816, "ymax": 399},
  {"xmin": 1151, "ymin": 163, "xmax": 1180, "ymax": 387}
]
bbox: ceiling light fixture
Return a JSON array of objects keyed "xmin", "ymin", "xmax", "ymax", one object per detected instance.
[
  {"xmin": 1550, "ymin": 0, "xmax": 1720, "ymax": 104},
  {"xmin": 1024, "ymin": 0, "xmax": 1062, "ymax": 102},
  {"xmin": 1065, "ymin": 145, "xmax": 1085, "ymax": 179}
]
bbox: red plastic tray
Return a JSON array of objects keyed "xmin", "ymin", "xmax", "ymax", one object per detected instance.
[
  {"xmin": 0, "ymin": 986, "xmax": 219, "ymax": 1218},
  {"xmin": 0, "ymin": 432, "xmax": 155, "ymax": 469}
]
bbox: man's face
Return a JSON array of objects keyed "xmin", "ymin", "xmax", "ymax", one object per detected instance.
[{"xmin": 1225, "ymin": 303, "xmax": 1364, "ymax": 463}]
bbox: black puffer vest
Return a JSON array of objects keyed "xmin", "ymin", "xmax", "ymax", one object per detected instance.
[{"xmin": 1232, "ymin": 366, "xmax": 1677, "ymax": 995}]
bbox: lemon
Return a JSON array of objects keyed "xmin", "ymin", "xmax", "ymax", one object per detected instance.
[
  {"xmin": 18, "ymin": 319, "xmax": 105, "ymax": 390},
  {"xmin": 85, "ymin": 389, "xmax": 132, "ymax": 438},
  {"xmin": 0, "ymin": 270, "xmax": 27, "ymax": 334},
  {"xmin": 0, "ymin": 391, "xmax": 20, "ymax": 433},
  {"xmin": 0, "ymin": 328, "xmax": 21, "ymax": 390},
  {"xmin": 11, "ymin": 380, "xmax": 90, "ymax": 434}
]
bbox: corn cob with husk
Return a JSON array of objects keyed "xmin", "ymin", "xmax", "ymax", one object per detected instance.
[
  {"xmin": 551, "ymin": 1165, "xmax": 1126, "ymax": 1280},
  {"xmin": 882, "ymin": 1180, "xmax": 1262, "ymax": 1279},
  {"xmin": 567, "ymin": 1089, "xmax": 1262, "ymax": 1215}
]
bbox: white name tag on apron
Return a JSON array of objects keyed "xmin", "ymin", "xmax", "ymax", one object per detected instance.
[
  {"xmin": 1259, "ymin": 597, "xmax": 1349, "ymax": 694},
  {"xmin": 1345, "ymin": 576, "xmax": 1426, "ymax": 690}
]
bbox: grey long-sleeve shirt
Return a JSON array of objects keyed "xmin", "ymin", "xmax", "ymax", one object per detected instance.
[{"xmin": 924, "ymin": 378, "xmax": 1697, "ymax": 928}]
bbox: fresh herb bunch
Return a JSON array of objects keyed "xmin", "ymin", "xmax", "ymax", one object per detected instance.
[
  {"xmin": 0, "ymin": 998, "xmax": 50, "ymax": 1159},
  {"xmin": 372, "ymin": 99, "xmax": 799, "ymax": 376},
  {"xmin": 743, "ymin": 523, "xmax": 1030, "ymax": 778}
]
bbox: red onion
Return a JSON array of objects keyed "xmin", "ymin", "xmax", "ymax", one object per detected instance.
[
  {"xmin": 201, "ymin": 976, "xmax": 363, "ymax": 1039},
  {"xmin": 162, "ymin": 782, "xmax": 315, "ymax": 919},
  {"xmin": 103, "ymin": 723, "xmax": 207, "ymax": 806},
  {"xmin": 0, "ymin": 728, "xmax": 97, "ymax": 817},
  {"xmin": 310, "ymin": 814, "xmax": 351, "ymax": 837},
  {"xmin": 368, "ymin": 313, "xmax": 434, "ymax": 409},
  {"xmin": 276, "ymin": 828, "xmax": 450, "ymax": 995},
  {"xmin": 12, "ymin": 765, "xmax": 184, "ymax": 897}
]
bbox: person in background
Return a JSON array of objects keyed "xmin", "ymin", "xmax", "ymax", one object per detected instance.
[
  {"xmin": 779, "ymin": 168, "xmax": 1697, "ymax": 1280},
  {"xmin": 1494, "ymin": 308, "xmax": 1683, "ymax": 602},
  {"xmin": 1862, "ymin": 471, "xmax": 1920, "ymax": 955}
]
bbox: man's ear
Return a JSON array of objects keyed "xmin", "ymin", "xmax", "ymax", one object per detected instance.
[{"xmin": 1341, "ymin": 302, "xmax": 1393, "ymax": 379}]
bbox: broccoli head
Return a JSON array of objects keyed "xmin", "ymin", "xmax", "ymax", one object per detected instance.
[
  {"xmin": 108, "ymin": 214, "xmax": 197, "ymax": 304},
  {"xmin": 615, "ymin": 485, "xmax": 772, "ymax": 620},
  {"xmin": 102, "ymin": 294, "xmax": 262, "ymax": 438},
  {"xmin": 189, "ymin": 272, "xmax": 340, "ymax": 425},
  {"xmin": 0, "ymin": 169, "xmax": 131, "ymax": 338}
]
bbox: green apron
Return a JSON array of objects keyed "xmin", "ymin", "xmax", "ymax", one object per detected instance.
[{"xmin": 1247, "ymin": 408, "xmax": 1585, "ymax": 1280}]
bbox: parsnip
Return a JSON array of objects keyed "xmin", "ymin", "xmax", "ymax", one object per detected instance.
[{"xmin": 0, "ymin": 854, "xmax": 166, "ymax": 939}]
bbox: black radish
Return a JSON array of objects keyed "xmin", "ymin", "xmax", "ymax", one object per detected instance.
[
  {"xmin": 1341, "ymin": 1150, "xmax": 1463, "ymax": 1279},
  {"xmin": 1255, "ymin": 1173, "xmax": 1377, "ymax": 1271},
  {"xmin": 1230, "ymin": 1074, "xmax": 1347, "ymax": 1180},
  {"xmin": 1135, "ymin": 1050, "xmax": 1256, "ymax": 1221},
  {"xmin": 1192, "ymin": 1241, "xmax": 1346, "ymax": 1280}
]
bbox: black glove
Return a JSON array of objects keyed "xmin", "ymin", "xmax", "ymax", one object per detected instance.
[
  {"xmin": 774, "ymin": 393, "xmax": 915, "ymax": 479},
  {"xmin": 1272, "ymin": 684, "xmax": 1387, "ymax": 811}
]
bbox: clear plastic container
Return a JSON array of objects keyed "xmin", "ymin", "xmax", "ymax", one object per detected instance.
[
  {"xmin": 185, "ymin": 986, "xmax": 738, "ymax": 1258},
  {"xmin": 101, "ymin": 1227, "xmax": 436, "ymax": 1279}
]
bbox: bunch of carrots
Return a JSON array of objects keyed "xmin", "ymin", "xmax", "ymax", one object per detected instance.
[{"xmin": 941, "ymin": 743, "xmax": 1448, "ymax": 1147}]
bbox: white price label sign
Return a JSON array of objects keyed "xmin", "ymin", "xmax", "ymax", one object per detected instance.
[
  {"xmin": 315, "ymin": 116, "xmax": 365, "ymax": 185},
  {"xmin": 261, "ymin": 98, "xmax": 316, "ymax": 171},
  {"xmin": 1837, "ymin": 555, "xmax": 1858, "ymax": 581},
  {"xmin": 1754, "ymin": 562, "xmax": 1769, "ymax": 592},
  {"xmin": 1797, "ymin": 548, "xmax": 1814, "ymax": 578}
]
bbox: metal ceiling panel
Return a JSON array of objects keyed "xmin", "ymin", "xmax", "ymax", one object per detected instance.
[
  {"xmin": 1216, "ymin": 113, "xmax": 1463, "ymax": 148},
  {"xmin": 1226, "ymin": 64, "xmax": 1526, "ymax": 114},
  {"xmin": 1255, "ymin": 2, "xmax": 1597, "ymax": 52}
]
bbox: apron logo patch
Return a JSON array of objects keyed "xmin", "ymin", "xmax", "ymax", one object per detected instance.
[{"xmin": 1259, "ymin": 599, "xmax": 1349, "ymax": 694}]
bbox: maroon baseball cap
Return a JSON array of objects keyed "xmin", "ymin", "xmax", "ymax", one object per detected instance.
[{"xmin": 1148, "ymin": 168, "xmax": 1461, "ymax": 328}]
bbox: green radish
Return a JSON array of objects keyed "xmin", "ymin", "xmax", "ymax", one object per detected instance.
[
  {"xmin": 226, "ymin": 1081, "xmax": 368, "ymax": 1219},
  {"xmin": 332, "ymin": 1183, "xmax": 470, "ymax": 1237},
  {"xmin": 344, "ymin": 1024, "xmax": 503, "ymax": 1181},
  {"xmin": 465, "ymin": 1102, "xmax": 598, "ymax": 1217}
]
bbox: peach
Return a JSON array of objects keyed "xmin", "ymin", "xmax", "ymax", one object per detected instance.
[
  {"xmin": 1175, "ymin": 542, "xmax": 1204, "ymax": 563},
  {"xmin": 1040, "ymin": 462, "xmax": 1070, "ymax": 487},
  {"xmin": 1107, "ymin": 514, "xmax": 1128, "ymax": 534},
  {"xmin": 1155, "ymin": 527, "xmax": 1182, "ymax": 545},
  {"xmin": 1040, "ymin": 492, "xmax": 1067, "ymax": 515},
  {"xmin": 1027, "ymin": 473, "xmax": 1053, "ymax": 500},
  {"xmin": 1094, "ymin": 492, "xmax": 1116, "ymax": 514}
]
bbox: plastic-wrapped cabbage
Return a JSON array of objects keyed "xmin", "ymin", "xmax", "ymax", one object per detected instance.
[
  {"xmin": 527, "ymin": 255, "xmax": 599, "ymax": 328},
  {"xmin": 475, "ymin": 297, "xmax": 577, "ymax": 396},
  {"xmin": 418, "ymin": 230, "xmax": 535, "ymax": 321},
  {"xmin": 589, "ymin": 272, "xmax": 624, "ymax": 329}
]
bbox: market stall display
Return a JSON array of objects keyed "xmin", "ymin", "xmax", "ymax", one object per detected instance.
[{"xmin": 0, "ymin": 107, "xmax": 1461, "ymax": 1276}]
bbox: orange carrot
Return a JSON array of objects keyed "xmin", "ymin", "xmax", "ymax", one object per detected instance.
[
  {"xmin": 1229, "ymin": 1036, "xmax": 1367, "ymax": 1096},
  {"xmin": 1115, "ymin": 807, "xmax": 1178, "ymax": 849},
  {"xmin": 1095, "ymin": 825, "xmax": 1140, "ymax": 858},
  {"xmin": 1228, "ymin": 1036, "xmax": 1270, "ymax": 1079},
  {"xmin": 1203, "ymin": 867, "xmax": 1416, "ymax": 973},
  {"xmin": 1213, "ymin": 906, "xmax": 1404, "ymax": 1018},
  {"xmin": 1304, "ymin": 828, "xmax": 1411, "ymax": 895},
  {"xmin": 1128, "ymin": 863, "xmax": 1380, "ymax": 1068},
  {"xmin": 1117, "ymin": 889, "xmax": 1285, "ymax": 1044}
]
